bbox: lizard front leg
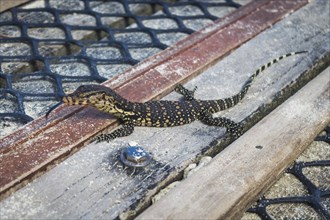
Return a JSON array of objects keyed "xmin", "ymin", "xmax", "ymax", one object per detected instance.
[
  {"xmin": 93, "ymin": 122, "xmax": 134, "ymax": 143},
  {"xmin": 174, "ymin": 84, "xmax": 197, "ymax": 101},
  {"xmin": 199, "ymin": 111, "xmax": 243, "ymax": 137}
]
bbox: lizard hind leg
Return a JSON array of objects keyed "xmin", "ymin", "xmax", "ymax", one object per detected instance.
[
  {"xmin": 174, "ymin": 84, "xmax": 198, "ymax": 101},
  {"xmin": 199, "ymin": 111, "xmax": 243, "ymax": 137}
]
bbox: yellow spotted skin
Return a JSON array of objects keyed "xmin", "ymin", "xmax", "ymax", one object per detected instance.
[{"xmin": 49, "ymin": 51, "xmax": 306, "ymax": 142}]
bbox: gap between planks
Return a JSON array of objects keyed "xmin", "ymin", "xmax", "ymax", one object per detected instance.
[{"xmin": 137, "ymin": 68, "xmax": 330, "ymax": 219}]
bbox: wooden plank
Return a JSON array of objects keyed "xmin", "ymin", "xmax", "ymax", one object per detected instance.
[
  {"xmin": 0, "ymin": 0, "xmax": 309, "ymax": 200},
  {"xmin": 0, "ymin": 1, "xmax": 329, "ymax": 218},
  {"xmin": 136, "ymin": 68, "xmax": 330, "ymax": 220},
  {"xmin": 0, "ymin": 0, "xmax": 30, "ymax": 12}
]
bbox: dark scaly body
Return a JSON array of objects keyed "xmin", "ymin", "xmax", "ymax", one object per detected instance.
[{"xmin": 46, "ymin": 51, "xmax": 307, "ymax": 142}]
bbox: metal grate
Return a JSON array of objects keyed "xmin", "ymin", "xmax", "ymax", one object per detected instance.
[
  {"xmin": 0, "ymin": 0, "xmax": 248, "ymax": 138},
  {"xmin": 246, "ymin": 126, "xmax": 330, "ymax": 220}
]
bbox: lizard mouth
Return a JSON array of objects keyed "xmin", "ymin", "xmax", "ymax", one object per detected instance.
[
  {"xmin": 45, "ymin": 95, "xmax": 93, "ymax": 118},
  {"xmin": 45, "ymin": 95, "xmax": 87, "ymax": 118},
  {"xmin": 62, "ymin": 95, "xmax": 89, "ymax": 106}
]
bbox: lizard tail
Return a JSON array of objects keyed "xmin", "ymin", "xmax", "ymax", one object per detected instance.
[{"xmin": 214, "ymin": 51, "xmax": 308, "ymax": 111}]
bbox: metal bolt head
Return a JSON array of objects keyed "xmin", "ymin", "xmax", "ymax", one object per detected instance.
[{"xmin": 120, "ymin": 146, "xmax": 152, "ymax": 167}]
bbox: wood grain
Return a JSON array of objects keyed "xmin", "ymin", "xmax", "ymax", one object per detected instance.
[
  {"xmin": 1, "ymin": 0, "xmax": 309, "ymax": 199},
  {"xmin": 137, "ymin": 68, "xmax": 330, "ymax": 220},
  {"xmin": 0, "ymin": 0, "xmax": 329, "ymax": 218}
]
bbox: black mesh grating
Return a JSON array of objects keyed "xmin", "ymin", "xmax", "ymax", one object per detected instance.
[
  {"xmin": 246, "ymin": 126, "xmax": 330, "ymax": 220},
  {"xmin": 0, "ymin": 0, "xmax": 246, "ymax": 137}
]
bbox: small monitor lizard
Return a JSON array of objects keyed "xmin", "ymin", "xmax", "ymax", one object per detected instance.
[{"xmin": 46, "ymin": 51, "xmax": 307, "ymax": 142}]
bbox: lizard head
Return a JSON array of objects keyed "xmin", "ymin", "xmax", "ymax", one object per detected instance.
[
  {"xmin": 63, "ymin": 84, "xmax": 129, "ymax": 116},
  {"xmin": 46, "ymin": 84, "xmax": 130, "ymax": 118}
]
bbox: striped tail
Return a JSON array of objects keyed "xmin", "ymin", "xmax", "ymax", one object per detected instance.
[{"xmin": 213, "ymin": 51, "xmax": 307, "ymax": 112}]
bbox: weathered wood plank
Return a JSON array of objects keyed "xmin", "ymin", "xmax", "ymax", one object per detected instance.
[
  {"xmin": 136, "ymin": 67, "xmax": 330, "ymax": 220},
  {"xmin": 0, "ymin": 1, "xmax": 328, "ymax": 219},
  {"xmin": 0, "ymin": 0, "xmax": 306, "ymax": 200}
]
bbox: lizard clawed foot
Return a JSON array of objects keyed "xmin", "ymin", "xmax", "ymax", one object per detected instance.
[
  {"xmin": 227, "ymin": 123, "xmax": 244, "ymax": 138},
  {"xmin": 92, "ymin": 134, "xmax": 113, "ymax": 143},
  {"xmin": 175, "ymin": 84, "xmax": 197, "ymax": 101}
]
